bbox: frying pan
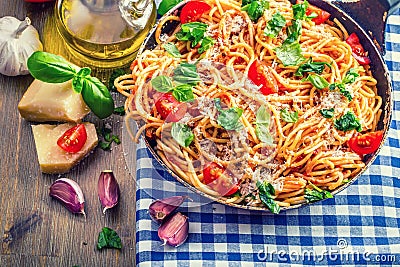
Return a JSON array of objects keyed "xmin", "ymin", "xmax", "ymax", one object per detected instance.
[{"xmin": 132, "ymin": 0, "xmax": 397, "ymax": 211}]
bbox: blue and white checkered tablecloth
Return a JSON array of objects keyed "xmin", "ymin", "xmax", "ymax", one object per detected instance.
[{"xmin": 130, "ymin": 8, "xmax": 400, "ymax": 267}]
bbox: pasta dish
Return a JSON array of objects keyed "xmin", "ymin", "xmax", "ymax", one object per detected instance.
[{"xmin": 116, "ymin": 0, "xmax": 383, "ymax": 213}]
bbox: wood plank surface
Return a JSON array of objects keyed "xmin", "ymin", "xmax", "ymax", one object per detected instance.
[{"xmin": 0, "ymin": 2, "xmax": 137, "ymax": 266}]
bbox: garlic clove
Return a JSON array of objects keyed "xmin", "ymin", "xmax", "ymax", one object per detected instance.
[
  {"xmin": 149, "ymin": 196, "xmax": 188, "ymax": 223},
  {"xmin": 49, "ymin": 178, "xmax": 85, "ymax": 215},
  {"xmin": 98, "ymin": 170, "xmax": 120, "ymax": 214},
  {"xmin": 158, "ymin": 212, "xmax": 189, "ymax": 247}
]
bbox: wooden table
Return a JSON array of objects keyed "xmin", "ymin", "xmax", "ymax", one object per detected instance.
[{"xmin": 0, "ymin": 1, "xmax": 137, "ymax": 266}]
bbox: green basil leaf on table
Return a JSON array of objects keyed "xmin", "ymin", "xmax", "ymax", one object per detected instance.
[
  {"xmin": 334, "ymin": 111, "xmax": 362, "ymax": 132},
  {"xmin": 171, "ymin": 122, "xmax": 194, "ymax": 147},
  {"xmin": 151, "ymin": 75, "xmax": 174, "ymax": 92},
  {"xmin": 280, "ymin": 108, "xmax": 298, "ymax": 123},
  {"xmin": 158, "ymin": 0, "xmax": 182, "ymax": 16},
  {"xmin": 72, "ymin": 67, "xmax": 91, "ymax": 93},
  {"xmin": 295, "ymin": 58, "xmax": 331, "ymax": 76},
  {"xmin": 97, "ymin": 227, "xmax": 122, "ymax": 250},
  {"xmin": 303, "ymin": 74, "xmax": 329, "ymax": 89},
  {"xmin": 275, "ymin": 41, "xmax": 305, "ymax": 66},
  {"xmin": 81, "ymin": 76, "xmax": 115, "ymax": 119},
  {"xmin": 172, "ymin": 84, "xmax": 195, "ymax": 102},
  {"xmin": 319, "ymin": 108, "xmax": 334, "ymax": 119},
  {"xmin": 264, "ymin": 12, "xmax": 286, "ymax": 38},
  {"xmin": 27, "ymin": 51, "xmax": 79, "ymax": 83},
  {"xmin": 113, "ymin": 106, "xmax": 126, "ymax": 116},
  {"xmin": 256, "ymin": 180, "xmax": 280, "ymax": 214}
]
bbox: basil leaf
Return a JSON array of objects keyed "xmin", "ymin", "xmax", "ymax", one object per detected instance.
[
  {"xmin": 339, "ymin": 86, "xmax": 353, "ymax": 101},
  {"xmin": 292, "ymin": 0, "xmax": 309, "ymax": 20},
  {"xmin": 198, "ymin": 36, "xmax": 215, "ymax": 54},
  {"xmin": 255, "ymin": 106, "xmax": 274, "ymax": 145},
  {"xmin": 242, "ymin": 0, "xmax": 252, "ymax": 7},
  {"xmin": 334, "ymin": 111, "xmax": 362, "ymax": 132},
  {"xmin": 97, "ymin": 227, "xmax": 122, "ymax": 250},
  {"xmin": 176, "ymin": 22, "xmax": 208, "ymax": 47},
  {"xmin": 158, "ymin": 0, "xmax": 182, "ymax": 16},
  {"xmin": 284, "ymin": 19, "xmax": 302, "ymax": 44},
  {"xmin": 256, "ymin": 180, "xmax": 280, "ymax": 214},
  {"xmin": 108, "ymin": 69, "xmax": 126, "ymax": 92},
  {"xmin": 163, "ymin": 42, "xmax": 182, "ymax": 58},
  {"xmin": 172, "ymin": 84, "xmax": 195, "ymax": 102},
  {"xmin": 114, "ymin": 106, "xmax": 126, "ymax": 116},
  {"xmin": 173, "ymin": 62, "xmax": 201, "ymax": 84},
  {"xmin": 151, "ymin": 75, "xmax": 174, "ymax": 92},
  {"xmin": 72, "ymin": 67, "xmax": 91, "ymax": 93},
  {"xmin": 319, "ymin": 108, "xmax": 334, "ymax": 118},
  {"xmin": 255, "ymin": 105, "xmax": 270, "ymax": 125},
  {"xmin": 295, "ymin": 58, "xmax": 331, "ymax": 76},
  {"xmin": 171, "ymin": 122, "xmax": 194, "ymax": 147},
  {"xmin": 280, "ymin": 108, "xmax": 298, "ymax": 123},
  {"xmin": 242, "ymin": 0, "xmax": 269, "ymax": 22},
  {"xmin": 275, "ymin": 42, "xmax": 305, "ymax": 66},
  {"xmin": 304, "ymin": 74, "xmax": 329, "ymax": 89},
  {"xmin": 264, "ymin": 12, "xmax": 286, "ymax": 38},
  {"xmin": 215, "ymin": 99, "xmax": 243, "ymax": 131},
  {"xmin": 304, "ymin": 188, "xmax": 333, "ymax": 203},
  {"xmin": 342, "ymin": 68, "xmax": 359, "ymax": 84},
  {"xmin": 27, "ymin": 51, "xmax": 78, "ymax": 83},
  {"xmin": 81, "ymin": 76, "xmax": 115, "ymax": 119}
]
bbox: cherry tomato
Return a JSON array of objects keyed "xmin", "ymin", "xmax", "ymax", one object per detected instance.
[
  {"xmin": 346, "ymin": 33, "xmax": 371, "ymax": 65},
  {"xmin": 154, "ymin": 92, "xmax": 187, "ymax": 122},
  {"xmin": 57, "ymin": 124, "xmax": 87, "ymax": 153},
  {"xmin": 248, "ymin": 60, "xmax": 279, "ymax": 96},
  {"xmin": 348, "ymin": 131, "xmax": 383, "ymax": 155},
  {"xmin": 203, "ymin": 162, "xmax": 239, "ymax": 196},
  {"xmin": 306, "ymin": 5, "xmax": 330, "ymax": 25},
  {"xmin": 180, "ymin": 1, "xmax": 211, "ymax": 23}
]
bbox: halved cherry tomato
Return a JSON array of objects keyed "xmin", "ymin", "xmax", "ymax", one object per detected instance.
[
  {"xmin": 180, "ymin": 1, "xmax": 211, "ymax": 24},
  {"xmin": 154, "ymin": 92, "xmax": 187, "ymax": 122},
  {"xmin": 346, "ymin": 33, "xmax": 371, "ymax": 65},
  {"xmin": 57, "ymin": 124, "xmax": 87, "ymax": 153},
  {"xmin": 203, "ymin": 162, "xmax": 239, "ymax": 196},
  {"xmin": 306, "ymin": 5, "xmax": 330, "ymax": 25},
  {"xmin": 348, "ymin": 131, "xmax": 383, "ymax": 155},
  {"xmin": 248, "ymin": 60, "xmax": 279, "ymax": 96}
]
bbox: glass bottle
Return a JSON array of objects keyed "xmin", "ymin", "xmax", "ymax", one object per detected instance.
[{"xmin": 54, "ymin": 0, "xmax": 156, "ymax": 68}]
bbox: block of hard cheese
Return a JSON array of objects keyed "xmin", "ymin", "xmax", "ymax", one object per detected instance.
[
  {"xmin": 18, "ymin": 79, "xmax": 90, "ymax": 122},
  {"xmin": 31, "ymin": 123, "xmax": 98, "ymax": 174}
]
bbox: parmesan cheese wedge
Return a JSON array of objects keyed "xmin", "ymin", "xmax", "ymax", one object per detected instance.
[
  {"xmin": 18, "ymin": 79, "xmax": 90, "ymax": 123},
  {"xmin": 31, "ymin": 123, "xmax": 98, "ymax": 174}
]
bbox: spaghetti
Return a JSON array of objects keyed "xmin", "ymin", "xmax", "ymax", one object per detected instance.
[{"xmin": 116, "ymin": 0, "xmax": 382, "ymax": 211}]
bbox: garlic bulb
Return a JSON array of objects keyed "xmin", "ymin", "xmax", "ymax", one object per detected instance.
[{"xmin": 0, "ymin": 16, "xmax": 43, "ymax": 76}]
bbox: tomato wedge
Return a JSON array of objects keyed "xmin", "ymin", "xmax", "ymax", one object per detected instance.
[
  {"xmin": 248, "ymin": 60, "xmax": 279, "ymax": 96},
  {"xmin": 180, "ymin": 1, "xmax": 211, "ymax": 24},
  {"xmin": 203, "ymin": 162, "xmax": 239, "ymax": 196},
  {"xmin": 57, "ymin": 124, "xmax": 87, "ymax": 153},
  {"xmin": 348, "ymin": 131, "xmax": 383, "ymax": 155},
  {"xmin": 154, "ymin": 92, "xmax": 187, "ymax": 122},
  {"xmin": 306, "ymin": 5, "xmax": 330, "ymax": 25},
  {"xmin": 346, "ymin": 33, "xmax": 371, "ymax": 65}
]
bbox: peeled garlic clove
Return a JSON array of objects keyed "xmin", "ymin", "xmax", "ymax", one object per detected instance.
[
  {"xmin": 149, "ymin": 196, "xmax": 188, "ymax": 223},
  {"xmin": 49, "ymin": 178, "xmax": 85, "ymax": 215},
  {"xmin": 158, "ymin": 212, "xmax": 189, "ymax": 247},
  {"xmin": 98, "ymin": 170, "xmax": 120, "ymax": 214}
]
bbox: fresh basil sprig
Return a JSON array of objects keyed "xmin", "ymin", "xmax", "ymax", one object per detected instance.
[
  {"xmin": 255, "ymin": 106, "xmax": 274, "ymax": 145},
  {"xmin": 264, "ymin": 12, "xmax": 286, "ymax": 38},
  {"xmin": 241, "ymin": 0, "xmax": 269, "ymax": 22},
  {"xmin": 295, "ymin": 58, "xmax": 331, "ymax": 76},
  {"xmin": 329, "ymin": 68, "xmax": 359, "ymax": 101},
  {"xmin": 27, "ymin": 51, "xmax": 114, "ymax": 119},
  {"xmin": 304, "ymin": 182, "xmax": 333, "ymax": 203},
  {"xmin": 334, "ymin": 111, "xmax": 362, "ymax": 132},
  {"xmin": 292, "ymin": 0, "xmax": 309, "ymax": 20},
  {"xmin": 215, "ymin": 98, "xmax": 243, "ymax": 131},
  {"xmin": 175, "ymin": 22, "xmax": 215, "ymax": 54},
  {"xmin": 284, "ymin": 19, "xmax": 302, "ymax": 44},
  {"xmin": 256, "ymin": 180, "xmax": 280, "ymax": 214},
  {"xmin": 275, "ymin": 41, "xmax": 305, "ymax": 66},
  {"xmin": 280, "ymin": 108, "xmax": 298, "ymax": 123},
  {"xmin": 171, "ymin": 122, "xmax": 194, "ymax": 147},
  {"xmin": 97, "ymin": 227, "xmax": 122, "ymax": 250}
]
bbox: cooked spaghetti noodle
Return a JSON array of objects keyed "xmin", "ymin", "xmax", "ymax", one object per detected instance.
[{"xmin": 116, "ymin": 0, "xmax": 382, "ymax": 210}]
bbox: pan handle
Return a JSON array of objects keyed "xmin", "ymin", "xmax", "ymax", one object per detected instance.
[{"xmin": 332, "ymin": 0, "xmax": 400, "ymax": 54}]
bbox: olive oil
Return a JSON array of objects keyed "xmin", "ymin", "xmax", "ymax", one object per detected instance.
[{"xmin": 54, "ymin": 0, "xmax": 156, "ymax": 69}]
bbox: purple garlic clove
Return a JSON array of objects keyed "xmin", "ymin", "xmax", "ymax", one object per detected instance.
[
  {"xmin": 49, "ymin": 178, "xmax": 85, "ymax": 216},
  {"xmin": 98, "ymin": 170, "xmax": 120, "ymax": 214},
  {"xmin": 149, "ymin": 196, "xmax": 188, "ymax": 223},
  {"xmin": 158, "ymin": 212, "xmax": 189, "ymax": 247}
]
